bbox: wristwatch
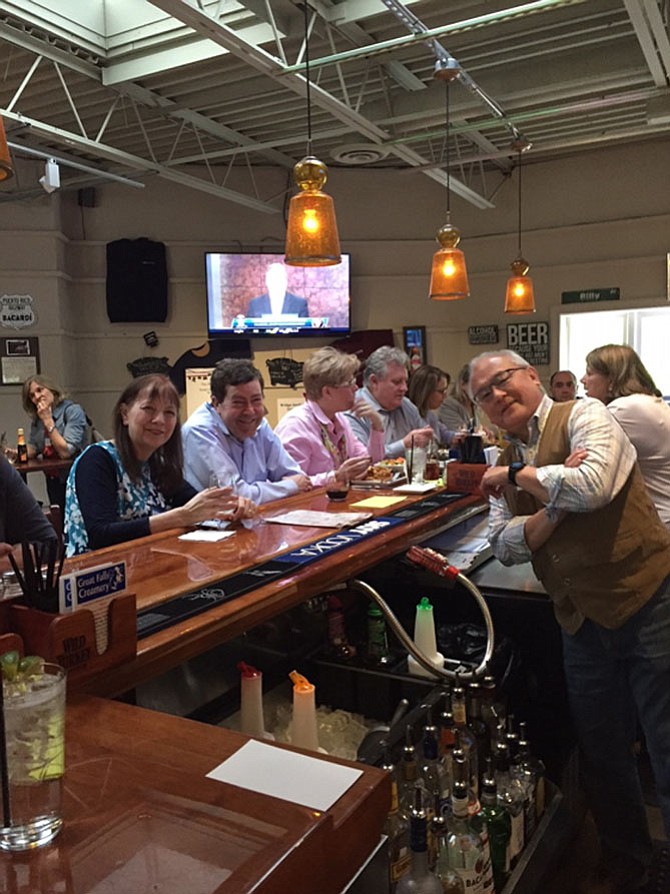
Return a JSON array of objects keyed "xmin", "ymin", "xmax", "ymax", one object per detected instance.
[
  {"xmin": 46, "ymin": 424, "xmax": 55, "ymax": 434},
  {"xmin": 508, "ymin": 461, "xmax": 526, "ymax": 486}
]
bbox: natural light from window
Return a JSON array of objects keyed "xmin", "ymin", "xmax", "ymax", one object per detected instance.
[{"xmin": 559, "ymin": 306, "xmax": 670, "ymax": 397}]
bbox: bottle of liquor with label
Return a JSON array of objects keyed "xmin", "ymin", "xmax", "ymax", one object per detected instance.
[
  {"xmin": 325, "ymin": 595, "xmax": 356, "ymax": 661},
  {"xmin": 399, "ymin": 725, "xmax": 425, "ymax": 821},
  {"xmin": 446, "ymin": 770, "xmax": 494, "ymax": 894},
  {"xmin": 396, "ymin": 787, "xmax": 443, "ymax": 894},
  {"xmin": 432, "ymin": 797, "xmax": 465, "ymax": 894},
  {"xmin": 516, "ymin": 721, "xmax": 546, "ymax": 828},
  {"xmin": 480, "ymin": 756, "xmax": 511, "ymax": 892},
  {"xmin": 468, "ymin": 681, "xmax": 491, "ymax": 765},
  {"xmin": 494, "ymin": 740, "xmax": 526, "ymax": 867},
  {"xmin": 451, "ymin": 677, "xmax": 479, "ymax": 797},
  {"xmin": 367, "ymin": 601, "xmax": 392, "ymax": 667},
  {"xmin": 16, "ymin": 427, "xmax": 28, "ymax": 463},
  {"xmin": 421, "ymin": 711, "xmax": 450, "ymax": 819},
  {"xmin": 382, "ymin": 759, "xmax": 411, "ymax": 892}
]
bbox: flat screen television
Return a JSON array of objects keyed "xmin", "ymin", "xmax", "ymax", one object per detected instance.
[{"xmin": 205, "ymin": 252, "xmax": 351, "ymax": 338}]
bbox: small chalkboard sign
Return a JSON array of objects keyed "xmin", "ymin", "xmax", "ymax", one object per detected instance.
[{"xmin": 468, "ymin": 325, "xmax": 499, "ymax": 345}]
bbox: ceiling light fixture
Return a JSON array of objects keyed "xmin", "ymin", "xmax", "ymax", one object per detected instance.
[
  {"xmin": 429, "ymin": 58, "xmax": 469, "ymax": 300},
  {"xmin": 285, "ymin": 2, "xmax": 341, "ymax": 267},
  {"xmin": 504, "ymin": 141, "xmax": 536, "ymax": 314},
  {"xmin": 0, "ymin": 118, "xmax": 14, "ymax": 181}
]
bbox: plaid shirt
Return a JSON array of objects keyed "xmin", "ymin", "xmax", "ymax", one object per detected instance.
[{"xmin": 488, "ymin": 394, "xmax": 637, "ymax": 564}]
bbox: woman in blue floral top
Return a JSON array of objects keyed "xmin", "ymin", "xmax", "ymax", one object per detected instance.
[{"xmin": 65, "ymin": 374, "xmax": 256, "ymax": 555}]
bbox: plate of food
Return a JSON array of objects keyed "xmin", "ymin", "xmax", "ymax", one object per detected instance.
[{"xmin": 352, "ymin": 458, "xmax": 408, "ymax": 489}]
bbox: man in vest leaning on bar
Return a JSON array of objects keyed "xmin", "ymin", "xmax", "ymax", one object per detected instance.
[{"xmin": 469, "ymin": 349, "xmax": 670, "ymax": 894}]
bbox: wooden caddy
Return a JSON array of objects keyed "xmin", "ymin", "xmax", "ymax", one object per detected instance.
[{"xmin": 0, "ymin": 593, "xmax": 137, "ymax": 690}]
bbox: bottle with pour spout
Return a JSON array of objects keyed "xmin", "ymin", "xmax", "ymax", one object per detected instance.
[
  {"xmin": 238, "ymin": 661, "xmax": 274, "ymax": 741},
  {"xmin": 289, "ymin": 670, "xmax": 326, "ymax": 753}
]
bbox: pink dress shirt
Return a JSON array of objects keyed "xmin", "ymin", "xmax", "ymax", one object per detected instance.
[{"xmin": 274, "ymin": 399, "xmax": 385, "ymax": 485}]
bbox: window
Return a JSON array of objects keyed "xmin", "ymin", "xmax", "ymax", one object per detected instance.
[{"xmin": 559, "ymin": 306, "xmax": 670, "ymax": 397}]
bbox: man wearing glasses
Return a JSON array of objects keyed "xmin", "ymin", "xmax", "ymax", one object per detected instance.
[{"xmin": 469, "ymin": 349, "xmax": 670, "ymax": 894}]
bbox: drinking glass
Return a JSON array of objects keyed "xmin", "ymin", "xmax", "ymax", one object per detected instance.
[
  {"xmin": 325, "ymin": 472, "xmax": 350, "ymax": 502},
  {"xmin": 405, "ymin": 445, "xmax": 427, "ymax": 484},
  {"xmin": 0, "ymin": 663, "xmax": 66, "ymax": 851}
]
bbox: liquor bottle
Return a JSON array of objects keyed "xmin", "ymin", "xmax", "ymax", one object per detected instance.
[
  {"xmin": 438, "ymin": 690, "xmax": 455, "ymax": 763},
  {"xmin": 451, "ymin": 732, "xmax": 481, "ymax": 816},
  {"xmin": 382, "ymin": 759, "xmax": 411, "ymax": 892},
  {"xmin": 480, "ymin": 671, "xmax": 505, "ymax": 744},
  {"xmin": 505, "ymin": 713, "xmax": 520, "ymax": 763},
  {"xmin": 451, "ymin": 676, "xmax": 479, "ymax": 797},
  {"xmin": 494, "ymin": 740, "xmax": 526, "ymax": 867},
  {"xmin": 43, "ymin": 435, "xmax": 56, "ymax": 459},
  {"xmin": 367, "ymin": 601, "xmax": 392, "ymax": 667},
  {"xmin": 325, "ymin": 595, "xmax": 356, "ymax": 661},
  {"xmin": 420, "ymin": 711, "xmax": 450, "ymax": 817},
  {"xmin": 480, "ymin": 757, "xmax": 511, "ymax": 892},
  {"xmin": 452, "ymin": 753, "xmax": 494, "ymax": 894},
  {"xmin": 16, "ymin": 427, "xmax": 28, "ymax": 463},
  {"xmin": 467, "ymin": 682, "xmax": 491, "ymax": 769},
  {"xmin": 516, "ymin": 722, "xmax": 546, "ymax": 825},
  {"xmin": 398, "ymin": 725, "xmax": 425, "ymax": 820},
  {"xmin": 432, "ymin": 797, "xmax": 465, "ymax": 894},
  {"xmin": 446, "ymin": 773, "xmax": 494, "ymax": 894},
  {"xmin": 396, "ymin": 787, "xmax": 443, "ymax": 894}
]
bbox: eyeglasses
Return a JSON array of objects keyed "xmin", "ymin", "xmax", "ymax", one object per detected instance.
[
  {"xmin": 333, "ymin": 379, "xmax": 357, "ymax": 390},
  {"xmin": 473, "ymin": 366, "xmax": 527, "ymax": 405}
]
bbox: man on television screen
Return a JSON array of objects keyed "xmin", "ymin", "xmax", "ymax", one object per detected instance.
[{"xmin": 246, "ymin": 262, "xmax": 309, "ymax": 318}]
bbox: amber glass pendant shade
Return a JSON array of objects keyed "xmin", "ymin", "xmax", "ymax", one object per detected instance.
[
  {"xmin": 429, "ymin": 220, "xmax": 469, "ymax": 300},
  {"xmin": 285, "ymin": 156, "xmax": 341, "ymax": 267},
  {"xmin": 504, "ymin": 257, "xmax": 536, "ymax": 313},
  {"xmin": 0, "ymin": 118, "xmax": 14, "ymax": 181}
]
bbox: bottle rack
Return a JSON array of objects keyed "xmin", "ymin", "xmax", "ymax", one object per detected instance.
[{"xmin": 0, "ymin": 593, "xmax": 137, "ymax": 689}]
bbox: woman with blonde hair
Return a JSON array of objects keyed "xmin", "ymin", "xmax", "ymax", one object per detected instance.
[
  {"xmin": 275, "ymin": 346, "xmax": 384, "ymax": 486},
  {"xmin": 13, "ymin": 374, "xmax": 89, "ymax": 507},
  {"xmin": 581, "ymin": 343, "xmax": 670, "ymax": 527}
]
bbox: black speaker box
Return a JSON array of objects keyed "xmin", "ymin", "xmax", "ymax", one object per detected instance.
[{"xmin": 106, "ymin": 238, "xmax": 168, "ymax": 323}]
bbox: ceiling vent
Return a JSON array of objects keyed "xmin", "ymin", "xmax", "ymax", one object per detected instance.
[{"xmin": 331, "ymin": 143, "xmax": 390, "ymax": 165}]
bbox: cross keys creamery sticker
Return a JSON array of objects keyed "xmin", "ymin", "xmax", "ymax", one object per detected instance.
[{"xmin": 0, "ymin": 295, "xmax": 37, "ymax": 329}]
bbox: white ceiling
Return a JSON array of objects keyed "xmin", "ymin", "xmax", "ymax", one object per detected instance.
[{"xmin": 1, "ymin": 0, "xmax": 669, "ymax": 212}]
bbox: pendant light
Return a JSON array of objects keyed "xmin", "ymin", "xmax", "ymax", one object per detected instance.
[
  {"xmin": 504, "ymin": 144, "xmax": 535, "ymax": 314},
  {"xmin": 285, "ymin": 3, "xmax": 341, "ymax": 267},
  {"xmin": 429, "ymin": 59, "xmax": 469, "ymax": 301},
  {"xmin": 0, "ymin": 117, "xmax": 14, "ymax": 181}
]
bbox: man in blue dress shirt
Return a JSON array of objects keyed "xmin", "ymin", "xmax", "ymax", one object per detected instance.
[
  {"xmin": 345, "ymin": 346, "xmax": 434, "ymax": 459},
  {"xmin": 182, "ymin": 360, "xmax": 311, "ymax": 504}
]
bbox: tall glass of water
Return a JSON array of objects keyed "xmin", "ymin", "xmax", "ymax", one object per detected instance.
[{"xmin": 0, "ymin": 663, "xmax": 66, "ymax": 851}]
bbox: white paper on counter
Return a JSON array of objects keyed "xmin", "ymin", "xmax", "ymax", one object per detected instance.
[
  {"xmin": 206, "ymin": 739, "xmax": 363, "ymax": 811},
  {"xmin": 178, "ymin": 530, "xmax": 235, "ymax": 542}
]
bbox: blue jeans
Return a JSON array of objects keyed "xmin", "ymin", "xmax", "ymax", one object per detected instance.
[{"xmin": 561, "ymin": 576, "xmax": 670, "ymax": 869}]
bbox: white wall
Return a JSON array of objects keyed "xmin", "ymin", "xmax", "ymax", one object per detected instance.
[{"xmin": 1, "ymin": 138, "xmax": 669, "ymax": 500}]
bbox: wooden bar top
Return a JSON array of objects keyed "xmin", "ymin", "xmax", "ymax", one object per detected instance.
[
  {"xmin": 65, "ymin": 485, "xmax": 484, "ymax": 696},
  {"xmin": 0, "ymin": 695, "xmax": 390, "ymax": 894}
]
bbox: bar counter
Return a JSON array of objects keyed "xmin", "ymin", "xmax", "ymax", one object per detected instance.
[
  {"xmin": 63, "ymin": 485, "xmax": 484, "ymax": 697},
  {"xmin": 0, "ymin": 695, "xmax": 390, "ymax": 894}
]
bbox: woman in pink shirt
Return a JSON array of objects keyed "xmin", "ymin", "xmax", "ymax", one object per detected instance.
[{"xmin": 275, "ymin": 347, "xmax": 385, "ymax": 486}]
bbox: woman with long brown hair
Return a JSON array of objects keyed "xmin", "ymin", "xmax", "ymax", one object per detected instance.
[{"xmin": 65, "ymin": 374, "xmax": 255, "ymax": 555}]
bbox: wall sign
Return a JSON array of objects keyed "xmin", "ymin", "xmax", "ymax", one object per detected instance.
[
  {"xmin": 1, "ymin": 336, "xmax": 40, "ymax": 384},
  {"xmin": 468, "ymin": 325, "xmax": 499, "ymax": 345},
  {"xmin": 506, "ymin": 321, "xmax": 550, "ymax": 365},
  {"xmin": 561, "ymin": 287, "xmax": 619, "ymax": 304},
  {"xmin": 0, "ymin": 294, "xmax": 37, "ymax": 329}
]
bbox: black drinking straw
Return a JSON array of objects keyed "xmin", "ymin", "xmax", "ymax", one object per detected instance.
[{"xmin": 0, "ymin": 676, "xmax": 11, "ymax": 829}]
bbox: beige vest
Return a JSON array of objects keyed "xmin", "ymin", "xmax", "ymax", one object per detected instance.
[{"xmin": 501, "ymin": 401, "xmax": 670, "ymax": 632}]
